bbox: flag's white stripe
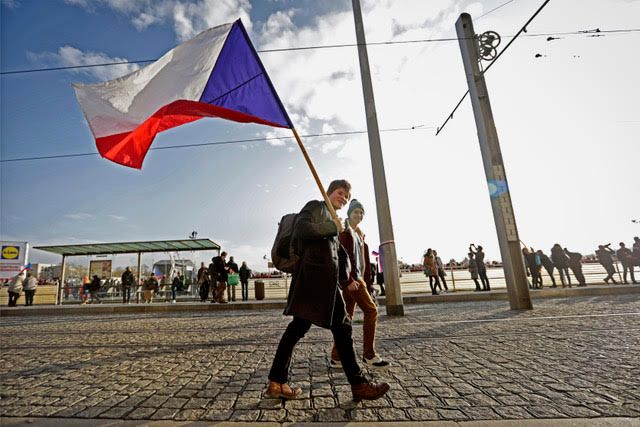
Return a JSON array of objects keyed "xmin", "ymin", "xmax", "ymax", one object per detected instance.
[{"xmin": 73, "ymin": 23, "xmax": 233, "ymax": 139}]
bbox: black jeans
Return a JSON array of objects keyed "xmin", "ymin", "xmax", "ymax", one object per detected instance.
[
  {"xmin": 622, "ymin": 263, "xmax": 636, "ymax": 283},
  {"xmin": 241, "ymin": 280, "xmax": 249, "ymax": 301},
  {"xmin": 269, "ymin": 316, "xmax": 366, "ymax": 386},
  {"xmin": 122, "ymin": 287, "xmax": 131, "ymax": 303},
  {"xmin": 8, "ymin": 291, "xmax": 20, "ymax": 307},
  {"xmin": 24, "ymin": 289, "xmax": 36, "ymax": 306},
  {"xmin": 437, "ymin": 269, "xmax": 448, "ymax": 290}
]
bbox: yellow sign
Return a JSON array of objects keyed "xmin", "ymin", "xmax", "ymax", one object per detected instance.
[{"xmin": 1, "ymin": 246, "xmax": 20, "ymax": 260}]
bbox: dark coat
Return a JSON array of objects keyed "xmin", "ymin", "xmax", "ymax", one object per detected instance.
[
  {"xmin": 239, "ymin": 265, "xmax": 251, "ymax": 282},
  {"xmin": 121, "ymin": 270, "xmax": 134, "ymax": 288},
  {"xmin": 551, "ymin": 246, "xmax": 569, "ymax": 268},
  {"xmin": 283, "ymin": 200, "xmax": 350, "ymax": 328},
  {"xmin": 211, "ymin": 256, "xmax": 228, "ymax": 282}
]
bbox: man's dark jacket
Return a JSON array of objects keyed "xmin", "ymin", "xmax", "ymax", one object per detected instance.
[
  {"xmin": 121, "ymin": 270, "xmax": 134, "ymax": 289},
  {"xmin": 284, "ymin": 200, "xmax": 350, "ymax": 328},
  {"xmin": 212, "ymin": 256, "xmax": 228, "ymax": 282}
]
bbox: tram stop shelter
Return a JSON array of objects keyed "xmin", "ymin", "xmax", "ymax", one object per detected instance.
[{"xmin": 34, "ymin": 239, "xmax": 221, "ymax": 305}]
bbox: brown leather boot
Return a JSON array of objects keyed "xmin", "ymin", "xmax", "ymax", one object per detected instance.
[
  {"xmin": 265, "ymin": 381, "xmax": 302, "ymax": 400},
  {"xmin": 351, "ymin": 381, "xmax": 390, "ymax": 402}
]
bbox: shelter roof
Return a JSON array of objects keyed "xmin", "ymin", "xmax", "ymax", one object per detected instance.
[{"xmin": 34, "ymin": 239, "xmax": 220, "ymax": 257}]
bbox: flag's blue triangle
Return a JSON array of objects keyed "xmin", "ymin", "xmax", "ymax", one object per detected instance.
[{"xmin": 199, "ymin": 19, "xmax": 293, "ymax": 129}]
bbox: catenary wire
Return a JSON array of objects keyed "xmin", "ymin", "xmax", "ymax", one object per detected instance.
[
  {"xmin": 435, "ymin": 0, "xmax": 552, "ymax": 136},
  {"xmin": 1, "ymin": 28, "xmax": 638, "ymax": 75},
  {"xmin": 0, "ymin": 126, "xmax": 435, "ymax": 164},
  {"xmin": 477, "ymin": 0, "xmax": 517, "ymax": 20}
]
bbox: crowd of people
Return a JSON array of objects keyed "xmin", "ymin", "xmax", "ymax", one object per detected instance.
[
  {"xmin": 194, "ymin": 254, "xmax": 252, "ymax": 303},
  {"xmin": 419, "ymin": 236, "xmax": 640, "ymax": 294}
]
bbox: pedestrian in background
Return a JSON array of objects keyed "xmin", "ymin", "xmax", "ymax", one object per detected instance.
[
  {"xmin": 434, "ymin": 250, "xmax": 448, "ymax": 293},
  {"xmin": 121, "ymin": 267, "xmax": 134, "ymax": 304},
  {"xmin": 617, "ymin": 242, "xmax": 637, "ymax": 284},
  {"xmin": 551, "ymin": 244, "xmax": 572, "ymax": 287},
  {"xmin": 564, "ymin": 248, "xmax": 586, "ymax": 287},
  {"xmin": 171, "ymin": 272, "xmax": 183, "ymax": 303},
  {"xmin": 7, "ymin": 272, "xmax": 24, "ymax": 307},
  {"xmin": 23, "ymin": 271, "xmax": 37, "ymax": 306},
  {"xmin": 211, "ymin": 252, "xmax": 229, "ymax": 303},
  {"xmin": 537, "ymin": 249, "xmax": 556, "ymax": 287},
  {"xmin": 197, "ymin": 262, "xmax": 210, "ymax": 302},
  {"xmin": 468, "ymin": 252, "xmax": 482, "ymax": 291},
  {"xmin": 469, "ymin": 244, "xmax": 490, "ymax": 291},
  {"xmin": 596, "ymin": 244, "xmax": 618, "ymax": 284},
  {"xmin": 143, "ymin": 273, "xmax": 158, "ymax": 303},
  {"xmin": 226, "ymin": 256, "xmax": 239, "ymax": 302},
  {"xmin": 423, "ymin": 249, "xmax": 440, "ymax": 295},
  {"xmin": 239, "ymin": 261, "xmax": 251, "ymax": 301}
]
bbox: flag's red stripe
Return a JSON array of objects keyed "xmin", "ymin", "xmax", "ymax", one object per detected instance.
[{"xmin": 95, "ymin": 100, "xmax": 289, "ymax": 169}]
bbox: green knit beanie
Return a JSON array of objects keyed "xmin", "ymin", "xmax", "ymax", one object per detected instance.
[{"xmin": 347, "ymin": 199, "xmax": 365, "ymax": 217}]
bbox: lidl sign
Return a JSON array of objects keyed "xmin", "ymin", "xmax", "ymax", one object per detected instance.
[
  {"xmin": 0, "ymin": 241, "xmax": 29, "ymax": 280},
  {"xmin": 1, "ymin": 246, "xmax": 20, "ymax": 260}
]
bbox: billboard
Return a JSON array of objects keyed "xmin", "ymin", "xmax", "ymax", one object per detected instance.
[
  {"xmin": 89, "ymin": 260, "xmax": 112, "ymax": 279},
  {"xmin": 1, "ymin": 241, "xmax": 29, "ymax": 281}
]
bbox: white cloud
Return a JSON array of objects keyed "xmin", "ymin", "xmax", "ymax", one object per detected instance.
[
  {"xmin": 66, "ymin": 0, "xmax": 252, "ymax": 40},
  {"xmin": 27, "ymin": 45, "xmax": 139, "ymax": 81},
  {"xmin": 109, "ymin": 215, "xmax": 126, "ymax": 222},
  {"xmin": 64, "ymin": 212, "xmax": 94, "ymax": 220},
  {"xmin": 1, "ymin": 0, "xmax": 20, "ymax": 9}
]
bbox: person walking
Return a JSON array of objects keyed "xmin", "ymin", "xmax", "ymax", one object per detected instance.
[
  {"xmin": 537, "ymin": 249, "xmax": 556, "ymax": 287},
  {"xmin": 7, "ymin": 272, "xmax": 24, "ymax": 307},
  {"xmin": 551, "ymin": 243, "xmax": 572, "ymax": 287},
  {"xmin": 434, "ymin": 250, "xmax": 449, "ymax": 292},
  {"xmin": 522, "ymin": 247, "xmax": 536, "ymax": 289},
  {"xmin": 121, "ymin": 267, "xmax": 134, "ymax": 304},
  {"xmin": 617, "ymin": 242, "xmax": 637, "ymax": 284},
  {"xmin": 266, "ymin": 179, "xmax": 389, "ymax": 402},
  {"xmin": 564, "ymin": 248, "xmax": 586, "ymax": 286},
  {"xmin": 330, "ymin": 199, "xmax": 389, "ymax": 369},
  {"xmin": 171, "ymin": 272, "xmax": 183, "ymax": 303},
  {"xmin": 23, "ymin": 271, "xmax": 38, "ymax": 306},
  {"xmin": 596, "ymin": 244, "xmax": 618, "ymax": 284},
  {"xmin": 226, "ymin": 256, "xmax": 239, "ymax": 302},
  {"xmin": 470, "ymin": 244, "xmax": 490, "ymax": 291},
  {"xmin": 423, "ymin": 249, "xmax": 440, "ymax": 295},
  {"xmin": 211, "ymin": 252, "xmax": 229, "ymax": 303},
  {"xmin": 239, "ymin": 261, "xmax": 251, "ymax": 301}
]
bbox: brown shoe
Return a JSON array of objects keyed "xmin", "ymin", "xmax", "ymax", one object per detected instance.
[
  {"xmin": 265, "ymin": 381, "xmax": 302, "ymax": 400},
  {"xmin": 351, "ymin": 381, "xmax": 390, "ymax": 402}
]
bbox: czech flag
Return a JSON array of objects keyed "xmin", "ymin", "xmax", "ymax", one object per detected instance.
[{"xmin": 73, "ymin": 19, "xmax": 292, "ymax": 169}]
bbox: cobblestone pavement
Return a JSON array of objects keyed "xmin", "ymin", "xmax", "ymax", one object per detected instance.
[{"xmin": 1, "ymin": 295, "xmax": 639, "ymax": 423}]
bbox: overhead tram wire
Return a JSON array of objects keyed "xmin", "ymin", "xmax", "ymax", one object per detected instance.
[
  {"xmin": 477, "ymin": 0, "xmax": 517, "ymax": 20},
  {"xmin": 0, "ymin": 125, "xmax": 435, "ymax": 164},
  {"xmin": 1, "ymin": 28, "xmax": 638, "ymax": 75},
  {"xmin": 435, "ymin": 0, "xmax": 552, "ymax": 136}
]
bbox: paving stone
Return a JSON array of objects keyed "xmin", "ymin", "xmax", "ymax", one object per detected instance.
[
  {"xmin": 285, "ymin": 409, "xmax": 315, "ymax": 422},
  {"xmin": 493, "ymin": 406, "xmax": 534, "ymax": 419},
  {"xmin": 349, "ymin": 408, "xmax": 379, "ymax": 421},
  {"xmin": 98, "ymin": 406, "xmax": 134, "ymax": 418},
  {"xmin": 436, "ymin": 408, "xmax": 468, "ymax": 420},
  {"xmin": 126, "ymin": 406, "xmax": 157, "ymax": 419},
  {"xmin": 174, "ymin": 408, "xmax": 205, "ymax": 420},
  {"xmin": 259, "ymin": 408, "xmax": 287, "ymax": 422},
  {"xmin": 316, "ymin": 407, "xmax": 348, "ymax": 422}
]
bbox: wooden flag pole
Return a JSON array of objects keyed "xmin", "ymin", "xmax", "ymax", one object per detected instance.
[{"xmin": 291, "ymin": 127, "xmax": 339, "ymax": 222}]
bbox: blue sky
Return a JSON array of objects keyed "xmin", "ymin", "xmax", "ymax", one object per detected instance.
[{"xmin": 1, "ymin": 0, "xmax": 639, "ymax": 271}]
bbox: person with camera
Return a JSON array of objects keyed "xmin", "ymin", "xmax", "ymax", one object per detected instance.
[
  {"xmin": 596, "ymin": 244, "xmax": 618, "ymax": 284},
  {"xmin": 469, "ymin": 244, "xmax": 490, "ymax": 291}
]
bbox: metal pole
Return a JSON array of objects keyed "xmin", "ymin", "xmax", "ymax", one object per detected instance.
[
  {"xmin": 456, "ymin": 13, "xmax": 532, "ymax": 310},
  {"xmin": 136, "ymin": 252, "xmax": 142, "ymax": 304},
  {"xmin": 57, "ymin": 255, "xmax": 67, "ymax": 305},
  {"xmin": 352, "ymin": 0, "xmax": 403, "ymax": 316}
]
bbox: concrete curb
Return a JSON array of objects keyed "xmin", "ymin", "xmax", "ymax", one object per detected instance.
[
  {"xmin": 1, "ymin": 416, "xmax": 639, "ymax": 426},
  {"xmin": 1, "ymin": 284, "xmax": 639, "ymax": 317}
]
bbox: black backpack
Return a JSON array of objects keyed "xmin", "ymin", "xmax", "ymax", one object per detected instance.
[{"xmin": 271, "ymin": 213, "xmax": 300, "ymax": 273}]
